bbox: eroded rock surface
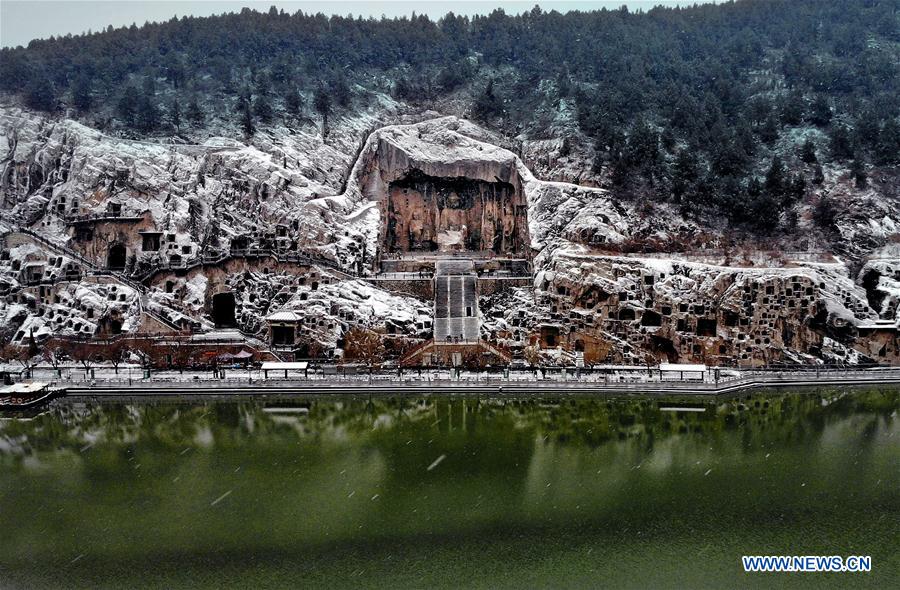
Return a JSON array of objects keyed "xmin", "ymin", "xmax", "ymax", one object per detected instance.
[{"xmin": 1, "ymin": 108, "xmax": 898, "ymax": 365}]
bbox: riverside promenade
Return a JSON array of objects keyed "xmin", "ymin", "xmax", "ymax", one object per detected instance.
[{"xmin": 23, "ymin": 365, "xmax": 900, "ymax": 400}]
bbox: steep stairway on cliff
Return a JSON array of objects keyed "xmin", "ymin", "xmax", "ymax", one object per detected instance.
[{"xmin": 433, "ymin": 259, "xmax": 479, "ymax": 342}]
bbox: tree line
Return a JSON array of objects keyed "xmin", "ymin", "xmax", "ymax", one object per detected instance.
[{"xmin": 1, "ymin": 0, "xmax": 898, "ymax": 231}]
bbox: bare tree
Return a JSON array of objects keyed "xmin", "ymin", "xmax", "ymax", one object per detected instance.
[
  {"xmin": 104, "ymin": 339, "xmax": 129, "ymax": 374},
  {"xmin": 42, "ymin": 338, "xmax": 68, "ymax": 375},
  {"xmin": 0, "ymin": 344, "xmax": 39, "ymax": 378},
  {"xmin": 159, "ymin": 337, "xmax": 196, "ymax": 373},
  {"xmin": 343, "ymin": 327, "xmax": 386, "ymax": 372},
  {"xmin": 62, "ymin": 340, "xmax": 100, "ymax": 378}
]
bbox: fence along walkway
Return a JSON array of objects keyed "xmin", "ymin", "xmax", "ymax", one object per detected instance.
[{"xmin": 53, "ymin": 367, "xmax": 900, "ymax": 397}]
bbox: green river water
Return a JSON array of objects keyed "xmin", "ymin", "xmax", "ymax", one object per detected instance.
[{"xmin": 0, "ymin": 388, "xmax": 898, "ymax": 589}]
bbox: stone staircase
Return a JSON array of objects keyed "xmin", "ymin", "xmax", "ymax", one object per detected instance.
[
  {"xmin": 396, "ymin": 256, "xmax": 513, "ymax": 366},
  {"xmin": 433, "ymin": 260, "xmax": 479, "ymax": 342}
]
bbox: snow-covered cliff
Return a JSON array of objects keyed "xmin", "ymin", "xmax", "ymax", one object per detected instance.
[{"xmin": 1, "ymin": 107, "xmax": 898, "ymax": 365}]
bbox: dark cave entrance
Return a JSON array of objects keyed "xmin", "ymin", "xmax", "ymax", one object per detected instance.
[
  {"xmin": 696, "ymin": 318, "xmax": 717, "ymax": 337},
  {"xmin": 861, "ymin": 269, "xmax": 885, "ymax": 313},
  {"xmin": 107, "ymin": 243, "xmax": 126, "ymax": 270},
  {"xmin": 650, "ymin": 335, "xmax": 679, "ymax": 363},
  {"xmin": 212, "ymin": 292, "xmax": 237, "ymax": 327},
  {"xmin": 640, "ymin": 310, "xmax": 662, "ymax": 327},
  {"xmin": 271, "ymin": 325, "xmax": 295, "ymax": 346}
]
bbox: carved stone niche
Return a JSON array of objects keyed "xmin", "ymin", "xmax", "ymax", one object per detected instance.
[{"xmin": 385, "ymin": 169, "xmax": 529, "ymax": 256}]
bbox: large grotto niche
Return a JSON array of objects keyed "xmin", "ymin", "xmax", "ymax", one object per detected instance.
[
  {"xmin": 106, "ymin": 243, "xmax": 127, "ymax": 270},
  {"xmin": 385, "ymin": 169, "xmax": 529, "ymax": 255},
  {"xmin": 211, "ymin": 292, "xmax": 237, "ymax": 327}
]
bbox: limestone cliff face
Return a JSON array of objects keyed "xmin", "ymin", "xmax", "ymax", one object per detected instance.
[
  {"xmin": 1, "ymin": 107, "xmax": 898, "ymax": 365},
  {"xmin": 532, "ymin": 251, "xmax": 887, "ymax": 366},
  {"xmin": 346, "ymin": 117, "xmax": 530, "ymax": 262},
  {"xmin": 0, "ymin": 105, "xmax": 383, "ymax": 273}
]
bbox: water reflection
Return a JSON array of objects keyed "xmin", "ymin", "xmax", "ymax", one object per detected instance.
[{"xmin": 0, "ymin": 388, "xmax": 897, "ymax": 589}]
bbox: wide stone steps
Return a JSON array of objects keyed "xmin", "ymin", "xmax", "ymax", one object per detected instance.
[{"xmin": 433, "ymin": 264, "xmax": 479, "ymax": 342}]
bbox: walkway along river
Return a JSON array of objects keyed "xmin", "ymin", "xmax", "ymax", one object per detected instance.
[{"xmin": 32, "ymin": 365, "xmax": 900, "ymax": 400}]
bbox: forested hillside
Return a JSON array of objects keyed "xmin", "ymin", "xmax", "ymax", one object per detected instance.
[{"xmin": 2, "ymin": 0, "xmax": 899, "ymax": 232}]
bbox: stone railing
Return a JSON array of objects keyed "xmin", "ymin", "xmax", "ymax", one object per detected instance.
[
  {"xmin": 132, "ymin": 247, "xmax": 355, "ymax": 282},
  {"xmin": 65, "ymin": 211, "xmax": 144, "ymax": 225}
]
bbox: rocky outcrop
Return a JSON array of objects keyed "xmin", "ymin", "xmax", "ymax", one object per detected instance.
[
  {"xmin": 2, "ymin": 108, "xmax": 898, "ymax": 365},
  {"xmin": 535, "ymin": 250, "xmax": 887, "ymax": 365}
]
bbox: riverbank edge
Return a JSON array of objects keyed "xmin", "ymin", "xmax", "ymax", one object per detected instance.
[{"xmin": 55, "ymin": 374, "xmax": 900, "ymax": 401}]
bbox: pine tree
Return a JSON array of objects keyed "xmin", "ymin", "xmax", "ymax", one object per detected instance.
[
  {"xmin": 764, "ymin": 155, "xmax": 785, "ymax": 195},
  {"xmin": 853, "ymin": 112, "xmax": 880, "ymax": 154},
  {"xmin": 672, "ymin": 149, "xmax": 699, "ymax": 201},
  {"xmin": 875, "ymin": 119, "xmax": 900, "ymax": 165},
  {"xmin": 813, "ymin": 163, "xmax": 825, "ymax": 185},
  {"xmin": 117, "ymin": 85, "xmax": 139, "ymax": 127},
  {"xmin": 253, "ymin": 94, "xmax": 273, "ymax": 124},
  {"xmin": 621, "ymin": 121, "xmax": 661, "ymax": 185},
  {"xmin": 186, "ymin": 98, "xmax": 205, "ymax": 127},
  {"xmin": 799, "ymin": 139, "xmax": 817, "ymax": 164},
  {"xmin": 170, "ymin": 97, "xmax": 181, "ymax": 131},
  {"xmin": 135, "ymin": 93, "xmax": 160, "ymax": 132},
  {"xmin": 812, "ymin": 197, "xmax": 837, "ymax": 231},
  {"xmin": 285, "ymin": 87, "xmax": 302, "ymax": 116},
  {"xmin": 71, "ymin": 75, "xmax": 93, "ymax": 111},
  {"xmin": 313, "ymin": 85, "xmax": 331, "ymax": 138},
  {"xmin": 779, "ymin": 90, "xmax": 804, "ymax": 125},
  {"xmin": 759, "ymin": 113, "xmax": 779, "ymax": 145},
  {"xmin": 238, "ymin": 91, "xmax": 254, "ymax": 136},
  {"xmin": 850, "ymin": 159, "xmax": 867, "ymax": 189},
  {"xmin": 808, "ymin": 94, "xmax": 832, "ymax": 126},
  {"xmin": 473, "ymin": 79, "xmax": 502, "ymax": 122},
  {"xmin": 24, "ymin": 77, "xmax": 55, "ymax": 112},
  {"xmin": 332, "ymin": 74, "xmax": 351, "ymax": 108},
  {"xmin": 660, "ymin": 126, "xmax": 676, "ymax": 152},
  {"xmin": 829, "ymin": 125, "xmax": 854, "ymax": 161},
  {"xmin": 787, "ymin": 173, "xmax": 806, "ymax": 203},
  {"xmin": 253, "ymin": 71, "xmax": 271, "ymax": 97}
]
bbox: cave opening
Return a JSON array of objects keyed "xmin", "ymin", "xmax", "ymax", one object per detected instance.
[
  {"xmin": 212, "ymin": 292, "xmax": 237, "ymax": 327},
  {"xmin": 271, "ymin": 325, "xmax": 295, "ymax": 346},
  {"xmin": 107, "ymin": 243, "xmax": 126, "ymax": 270},
  {"xmin": 861, "ymin": 269, "xmax": 885, "ymax": 313},
  {"xmin": 696, "ymin": 318, "xmax": 718, "ymax": 336},
  {"xmin": 723, "ymin": 310, "xmax": 740, "ymax": 328},
  {"xmin": 641, "ymin": 310, "xmax": 662, "ymax": 327},
  {"xmin": 650, "ymin": 335, "xmax": 678, "ymax": 363}
]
